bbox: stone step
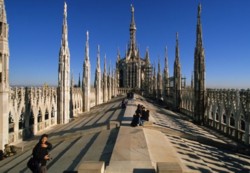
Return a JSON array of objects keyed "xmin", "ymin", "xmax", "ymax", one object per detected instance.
[
  {"xmin": 143, "ymin": 128, "xmax": 183, "ymax": 171},
  {"xmin": 106, "ymin": 126, "xmax": 154, "ymax": 173},
  {"xmin": 106, "ymin": 161, "xmax": 155, "ymax": 173}
]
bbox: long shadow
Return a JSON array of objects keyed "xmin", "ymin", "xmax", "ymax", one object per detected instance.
[
  {"xmin": 153, "ymin": 111, "xmax": 238, "ymax": 152},
  {"xmin": 116, "ymin": 108, "xmax": 126, "ymax": 121},
  {"xmin": 92, "ymin": 103, "xmax": 119, "ymax": 125},
  {"xmin": 22, "ymin": 96, "xmax": 124, "ymax": 146},
  {"xmin": 91, "ymin": 96, "xmax": 125, "ymax": 108},
  {"xmin": 75, "ymin": 99, "xmax": 121, "ymax": 128},
  {"xmin": 169, "ymin": 131, "xmax": 250, "ymax": 172},
  {"xmin": 99, "ymin": 128, "xmax": 120, "ymax": 165},
  {"xmin": 47, "ymin": 137, "xmax": 82, "ymax": 170},
  {"xmin": 47, "ymin": 101, "xmax": 125, "ymax": 140},
  {"xmin": 45, "ymin": 97, "xmax": 124, "ymax": 139},
  {"xmin": 65, "ymin": 133, "xmax": 100, "ymax": 171},
  {"xmin": 149, "ymin": 96, "xmax": 250, "ymax": 154}
]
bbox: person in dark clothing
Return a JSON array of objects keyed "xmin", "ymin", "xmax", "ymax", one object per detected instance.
[
  {"xmin": 131, "ymin": 104, "xmax": 143, "ymax": 126},
  {"xmin": 141, "ymin": 107, "xmax": 146, "ymax": 121},
  {"xmin": 130, "ymin": 113, "xmax": 140, "ymax": 127},
  {"xmin": 121, "ymin": 99, "xmax": 126, "ymax": 109},
  {"xmin": 145, "ymin": 110, "xmax": 150, "ymax": 121},
  {"xmin": 32, "ymin": 134, "xmax": 52, "ymax": 173}
]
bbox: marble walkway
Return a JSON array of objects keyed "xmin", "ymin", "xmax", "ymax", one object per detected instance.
[{"xmin": 0, "ymin": 95, "xmax": 249, "ymax": 173}]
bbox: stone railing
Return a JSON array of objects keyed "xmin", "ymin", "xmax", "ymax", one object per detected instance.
[
  {"xmin": 180, "ymin": 88, "xmax": 194, "ymax": 116},
  {"xmin": 117, "ymin": 88, "xmax": 132, "ymax": 95},
  {"xmin": 174, "ymin": 88, "xmax": 250, "ymax": 145},
  {"xmin": 8, "ymin": 86, "xmax": 58, "ymax": 144},
  {"xmin": 205, "ymin": 89, "xmax": 250, "ymax": 145}
]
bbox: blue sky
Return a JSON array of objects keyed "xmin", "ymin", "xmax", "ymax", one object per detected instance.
[{"xmin": 5, "ymin": 0, "xmax": 250, "ymax": 88}]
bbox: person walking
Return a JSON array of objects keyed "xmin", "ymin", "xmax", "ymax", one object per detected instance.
[{"xmin": 32, "ymin": 134, "xmax": 52, "ymax": 173}]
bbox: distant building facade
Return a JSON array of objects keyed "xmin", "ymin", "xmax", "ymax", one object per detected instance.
[{"xmin": 116, "ymin": 5, "xmax": 152, "ymax": 92}]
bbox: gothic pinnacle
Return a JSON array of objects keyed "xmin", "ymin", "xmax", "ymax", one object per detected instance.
[
  {"xmin": 97, "ymin": 45, "xmax": 100, "ymax": 69},
  {"xmin": 104, "ymin": 54, "xmax": 107, "ymax": 74},
  {"xmin": 165, "ymin": 46, "xmax": 168, "ymax": 69},
  {"xmin": 64, "ymin": 2, "xmax": 67, "ymax": 18},
  {"xmin": 175, "ymin": 32, "xmax": 180, "ymax": 63},
  {"xmin": 85, "ymin": 31, "xmax": 89, "ymax": 61},
  {"xmin": 198, "ymin": 3, "xmax": 202, "ymax": 17}
]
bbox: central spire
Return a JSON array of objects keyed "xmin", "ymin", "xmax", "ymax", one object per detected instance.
[{"xmin": 129, "ymin": 4, "xmax": 137, "ymax": 52}]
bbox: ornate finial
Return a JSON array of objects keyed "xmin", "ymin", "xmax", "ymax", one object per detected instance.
[
  {"xmin": 64, "ymin": 2, "xmax": 67, "ymax": 18},
  {"xmin": 97, "ymin": 45, "xmax": 100, "ymax": 67},
  {"xmin": 104, "ymin": 54, "xmax": 107, "ymax": 72},
  {"xmin": 198, "ymin": 3, "xmax": 202, "ymax": 17},
  {"xmin": 165, "ymin": 46, "xmax": 168, "ymax": 66},
  {"xmin": 158, "ymin": 56, "xmax": 161, "ymax": 72},
  {"xmin": 86, "ymin": 31, "xmax": 89, "ymax": 42},
  {"xmin": 176, "ymin": 32, "xmax": 179, "ymax": 40},
  {"xmin": 131, "ymin": 4, "xmax": 134, "ymax": 13},
  {"xmin": 85, "ymin": 30, "xmax": 89, "ymax": 61}
]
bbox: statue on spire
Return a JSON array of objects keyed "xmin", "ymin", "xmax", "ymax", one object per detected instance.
[
  {"xmin": 85, "ymin": 31, "xmax": 89, "ymax": 61},
  {"xmin": 131, "ymin": 4, "xmax": 134, "ymax": 13},
  {"xmin": 198, "ymin": 3, "xmax": 202, "ymax": 17},
  {"xmin": 86, "ymin": 30, "xmax": 89, "ymax": 42},
  {"xmin": 64, "ymin": 2, "xmax": 67, "ymax": 18}
]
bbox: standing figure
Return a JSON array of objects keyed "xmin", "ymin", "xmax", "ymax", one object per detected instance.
[{"xmin": 32, "ymin": 134, "xmax": 52, "ymax": 173}]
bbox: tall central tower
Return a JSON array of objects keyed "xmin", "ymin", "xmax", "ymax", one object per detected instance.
[
  {"xmin": 0, "ymin": 0, "xmax": 9, "ymax": 149},
  {"xmin": 129, "ymin": 4, "xmax": 137, "ymax": 55},
  {"xmin": 57, "ymin": 2, "xmax": 70, "ymax": 124}
]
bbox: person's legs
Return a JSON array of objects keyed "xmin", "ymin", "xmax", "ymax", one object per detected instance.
[{"xmin": 39, "ymin": 166, "xmax": 47, "ymax": 173}]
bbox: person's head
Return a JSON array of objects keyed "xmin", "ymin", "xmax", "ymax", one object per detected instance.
[{"xmin": 40, "ymin": 134, "xmax": 48, "ymax": 144}]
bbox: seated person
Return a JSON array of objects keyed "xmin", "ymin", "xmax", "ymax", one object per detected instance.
[
  {"xmin": 131, "ymin": 113, "xmax": 140, "ymax": 127},
  {"xmin": 145, "ymin": 110, "xmax": 150, "ymax": 121}
]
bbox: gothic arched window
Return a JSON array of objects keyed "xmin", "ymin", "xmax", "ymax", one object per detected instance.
[
  {"xmin": 223, "ymin": 114, "xmax": 226, "ymax": 124},
  {"xmin": 51, "ymin": 107, "xmax": 55, "ymax": 118},
  {"xmin": 215, "ymin": 110, "xmax": 219, "ymax": 121},
  {"xmin": 230, "ymin": 113, "xmax": 235, "ymax": 127},
  {"xmin": 29, "ymin": 111, "xmax": 34, "ymax": 126},
  {"xmin": 19, "ymin": 111, "xmax": 24, "ymax": 130},
  {"xmin": 37, "ymin": 110, "xmax": 42, "ymax": 122},
  {"xmin": 45, "ymin": 109, "xmax": 49, "ymax": 120},
  {"xmin": 240, "ymin": 114, "xmax": 245, "ymax": 131},
  {"xmin": 9, "ymin": 112, "xmax": 14, "ymax": 133}
]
